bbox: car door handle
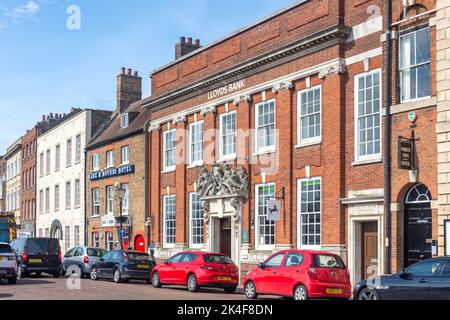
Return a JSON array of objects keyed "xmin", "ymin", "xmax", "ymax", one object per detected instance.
[
  {"xmin": 420, "ymin": 279, "xmax": 429, "ymax": 284},
  {"xmin": 272, "ymin": 272, "xmax": 277, "ymax": 275}
]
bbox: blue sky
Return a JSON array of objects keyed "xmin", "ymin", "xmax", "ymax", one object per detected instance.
[{"xmin": 0, "ymin": 0, "xmax": 295, "ymax": 153}]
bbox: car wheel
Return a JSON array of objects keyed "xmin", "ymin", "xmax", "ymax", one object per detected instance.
[
  {"xmin": 90, "ymin": 267, "xmax": 99, "ymax": 281},
  {"xmin": 187, "ymin": 274, "xmax": 199, "ymax": 293},
  {"xmin": 358, "ymin": 288, "xmax": 378, "ymax": 300},
  {"xmin": 294, "ymin": 285, "xmax": 309, "ymax": 301},
  {"xmin": 8, "ymin": 277, "xmax": 17, "ymax": 285},
  {"xmin": 113, "ymin": 268, "xmax": 122, "ymax": 283},
  {"xmin": 53, "ymin": 272, "xmax": 60, "ymax": 279},
  {"xmin": 224, "ymin": 287, "xmax": 237, "ymax": 294},
  {"xmin": 152, "ymin": 272, "xmax": 162, "ymax": 288},
  {"xmin": 245, "ymin": 281, "xmax": 258, "ymax": 299},
  {"xmin": 35, "ymin": 272, "xmax": 42, "ymax": 277}
]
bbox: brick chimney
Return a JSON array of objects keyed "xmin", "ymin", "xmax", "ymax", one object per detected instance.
[
  {"xmin": 175, "ymin": 37, "xmax": 201, "ymax": 60},
  {"xmin": 116, "ymin": 67, "xmax": 142, "ymax": 113}
]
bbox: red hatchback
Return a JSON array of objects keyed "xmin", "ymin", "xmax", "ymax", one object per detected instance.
[
  {"xmin": 151, "ymin": 251, "xmax": 239, "ymax": 293},
  {"xmin": 244, "ymin": 250, "xmax": 351, "ymax": 300}
]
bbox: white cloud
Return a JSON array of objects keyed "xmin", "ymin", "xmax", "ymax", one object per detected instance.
[{"xmin": 1, "ymin": 1, "xmax": 42, "ymax": 27}]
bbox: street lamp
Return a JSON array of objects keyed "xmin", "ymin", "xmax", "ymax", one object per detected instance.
[{"xmin": 115, "ymin": 183, "xmax": 127, "ymax": 250}]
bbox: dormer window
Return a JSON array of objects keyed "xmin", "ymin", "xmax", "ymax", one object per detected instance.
[{"xmin": 120, "ymin": 113, "xmax": 129, "ymax": 128}]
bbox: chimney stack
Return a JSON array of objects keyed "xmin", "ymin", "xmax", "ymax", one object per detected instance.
[
  {"xmin": 116, "ymin": 67, "xmax": 142, "ymax": 113},
  {"xmin": 175, "ymin": 36, "xmax": 202, "ymax": 59}
]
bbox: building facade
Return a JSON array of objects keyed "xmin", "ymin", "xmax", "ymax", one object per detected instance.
[
  {"xmin": 36, "ymin": 108, "xmax": 112, "ymax": 254},
  {"xmin": 138, "ymin": 0, "xmax": 440, "ymax": 284},
  {"xmin": 86, "ymin": 68, "xmax": 149, "ymax": 252},
  {"xmin": 0, "ymin": 156, "xmax": 6, "ymax": 213},
  {"xmin": 5, "ymin": 138, "xmax": 22, "ymax": 229}
]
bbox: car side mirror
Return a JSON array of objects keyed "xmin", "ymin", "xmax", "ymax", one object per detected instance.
[
  {"xmin": 164, "ymin": 260, "xmax": 169, "ymax": 265},
  {"xmin": 258, "ymin": 263, "xmax": 266, "ymax": 269},
  {"xmin": 100, "ymin": 258, "xmax": 104, "ymax": 262},
  {"xmin": 399, "ymin": 270, "xmax": 412, "ymax": 280}
]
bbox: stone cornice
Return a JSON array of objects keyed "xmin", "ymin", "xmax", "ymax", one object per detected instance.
[
  {"xmin": 172, "ymin": 115, "xmax": 187, "ymax": 125},
  {"xmin": 148, "ymin": 123, "xmax": 161, "ymax": 133},
  {"xmin": 200, "ymin": 105, "xmax": 217, "ymax": 116},
  {"xmin": 141, "ymin": 24, "xmax": 351, "ymax": 111},
  {"xmin": 272, "ymin": 81, "xmax": 294, "ymax": 94},
  {"xmin": 233, "ymin": 94, "xmax": 253, "ymax": 106},
  {"xmin": 318, "ymin": 62, "xmax": 347, "ymax": 79}
]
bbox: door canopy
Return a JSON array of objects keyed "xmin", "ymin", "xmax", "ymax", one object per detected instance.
[{"xmin": 197, "ymin": 164, "xmax": 249, "ymax": 198}]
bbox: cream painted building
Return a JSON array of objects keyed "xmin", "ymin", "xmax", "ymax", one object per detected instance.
[
  {"xmin": 5, "ymin": 138, "xmax": 22, "ymax": 230},
  {"xmin": 36, "ymin": 108, "xmax": 112, "ymax": 254}
]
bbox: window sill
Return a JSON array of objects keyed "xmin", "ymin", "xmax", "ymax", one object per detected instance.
[
  {"xmin": 217, "ymin": 155, "xmax": 237, "ymax": 163},
  {"xmin": 253, "ymin": 149, "xmax": 276, "ymax": 157},
  {"xmin": 187, "ymin": 162, "xmax": 204, "ymax": 169},
  {"xmin": 121, "ymin": 162, "xmax": 130, "ymax": 166},
  {"xmin": 162, "ymin": 168, "xmax": 176, "ymax": 174},
  {"xmin": 352, "ymin": 158, "xmax": 382, "ymax": 167},
  {"xmin": 295, "ymin": 140, "xmax": 322, "ymax": 149},
  {"xmin": 91, "ymin": 215, "xmax": 100, "ymax": 218},
  {"xmin": 400, "ymin": 96, "xmax": 431, "ymax": 104}
]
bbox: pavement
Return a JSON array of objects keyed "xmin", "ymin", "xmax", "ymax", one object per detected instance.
[{"xmin": 0, "ymin": 274, "xmax": 268, "ymax": 300}]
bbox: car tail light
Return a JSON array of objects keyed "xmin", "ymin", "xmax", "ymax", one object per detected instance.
[
  {"xmin": 58, "ymin": 248, "xmax": 62, "ymax": 263},
  {"xmin": 22, "ymin": 251, "xmax": 28, "ymax": 262},
  {"xmin": 84, "ymin": 256, "xmax": 89, "ymax": 264},
  {"xmin": 308, "ymin": 264, "xmax": 318, "ymax": 280},
  {"xmin": 201, "ymin": 265, "xmax": 215, "ymax": 271}
]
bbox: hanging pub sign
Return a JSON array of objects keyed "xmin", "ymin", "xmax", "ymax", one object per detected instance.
[
  {"xmin": 398, "ymin": 137, "xmax": 414, "ymax": 170},
  {"xmin": 89, "ymin": 164, "xmax": 135, "ymax": 181}
]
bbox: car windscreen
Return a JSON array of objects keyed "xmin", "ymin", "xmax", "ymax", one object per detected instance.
[
  {"xmin": 313, "ymin": 254, "xmax": 345, "ymax": 269},
  {"xmin": 0, "ymin": 244, "xmax": 13, "ymax": 254},
  {"xmin": 87, "ymin": 248, "xmax": 106, "ymax": 257},
  {"xmin": 26, "ymin": 239, "xmax": 59, "ymax": 254},
  {"xmin": 203, "ymin": 254, "xmax": 234, "ymax": 265},
  {"xmin": 126, "ymin": 252, "xmax": 152, "ymax": 261}
]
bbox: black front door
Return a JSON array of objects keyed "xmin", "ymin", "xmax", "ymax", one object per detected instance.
[
  {"xmin": 404, "ymin": 203, "xmax": 432, "ymax": 267},
  {"xmin": 220, "ymin": 218, "xmax": 232, "ymax": 257}
]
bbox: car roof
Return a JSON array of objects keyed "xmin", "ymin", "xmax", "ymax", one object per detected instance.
[
  {"xmin": 0, "ymin": 242, "xmax": 11, "ymax": 246},
  {"xmin": 271, "ymin": 249, "xmax": 340, "ymax": 256}
]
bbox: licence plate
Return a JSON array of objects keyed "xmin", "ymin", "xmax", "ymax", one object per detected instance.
[
  {"xmin": 218, "ymin": 276, "xmax": 232, "ymax": 281},
  {"xmin": 326, "ymin": 288, "xmax": 343, "ymax": 295},
  {"xmin": 29, "ymin": 259, "xmax": 42, "ymax": 263},
  {"xmin": 137, "ymin": 264, "xmax": 149, "ymax": 269}
]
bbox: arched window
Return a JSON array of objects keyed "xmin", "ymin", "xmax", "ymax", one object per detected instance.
[{"xmin": 405, "ymin": 184, "xmax": 431, "ymax": 204}]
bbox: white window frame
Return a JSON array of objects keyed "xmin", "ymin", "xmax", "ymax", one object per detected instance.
[
  {"xmin": 121, "ymin": 184, "xmax": 129, "ymax": 216},
  {"xmin": 55, "ymin": 144, "xmax": 61, "ymax": 172},
  {"xmin": 74, "ymin": 226, "xmax": 80, "ymax": 247},
  {"xmin": 75, "ymin": 134, "xmax": 82, "ymax": 164},
  {"xmin": 255, "ymin": 99, "xmax": 276, "ymax": 154},
  {"xmin": 219, "ymin": 111, "xmax": 237, "ymax": 161},
  {"xmin": 46, "ymin": 149, "xmax": 51, "ymax": 175},
  {"xmin": 354, "ymin": 69, "xmax": 383, "ymax": 163},
  {"xmin": 65, "ymin": 181, "xmax": 71, "ymax": 210},
  {"xmin": 92, "ymin": 154, "xmax": 100, "ymax": 171},
  {"xmin": 92, "ymin": 232, "xmax": 100, "ymax": 248},
  {"xmin": 121, "ymin": 146, "xmax": 130, "ymax": 165},
  {"xmin": 45, "ymin": 188, "xmax": 50, "ymax": 213},
  {"xmin": 38, "ymin": 190, "xmax": 43, "ymax": 214},
  {"xmin": 163, "ymin": 130, "xmax": 176, "ymax": 172},
  {"xmin": 39, "ymin": 153, "xmax": 44, "ymax": 177},
  {"xmin": 254, "ymin": 183, "xmax": 276, "ymax": 251},
  {"xmin": 399, "ymin": 26, "xmax": 431, "ymax": 103},
  {"xmin": 106, "ymin": 150, "xmax": 115, "ymax": 168},
  {"xmin": 189, "ymin": 121, "xmax": 204, "ymax": 167},
  {"xmin": 54, "ymin": 184, "xmax": 60, "ymax": 212},
  {"xmin": 106, "ymin": 186, "xmax": 114, "ymax": 216},
  {"xmin": 92, "ymin": 188, "xmax": 100, "ymax": 217},
  {"xmin": 297, "ymin": 85, "xmax": 322, "ymax": 146},
  {"xmin": 74, "ymin": 179, "xmax": 81, "ymax": 208},
  {"xmin": 120, "ymin": 114, "xmax": 129, "ymax": 128},
  {"xmin": 66, "ymin": 138, "xmax": 72, "ymax": 167},
  {"xmin": 189, "ymin": 193, "xmax": 204, "ymax": 249},
  {"xmin": 163, "ymin": 195, "xmax": 176, "ymax": 248},
  {"xmin": 297, "ymin": 177, "xmax": 322, "ymax": 250}
]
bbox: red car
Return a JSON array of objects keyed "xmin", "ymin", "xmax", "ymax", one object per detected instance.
[
  {"xmin": 244, "ymin": 250, "xmax": 351, "ymax": 300},
  {"xmin": 151, "ymin": 251, "xmax": 239, "ymax": 293}
]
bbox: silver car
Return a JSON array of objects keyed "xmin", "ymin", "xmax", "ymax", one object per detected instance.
[{"xmin": 62, "ymin": 246, "xmax": 107, "ymax": 278}]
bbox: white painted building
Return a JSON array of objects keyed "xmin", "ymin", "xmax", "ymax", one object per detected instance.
[
  {"xmin": 5, "ymin": 138, "xmax": 22, "ymax": 228},
  {"xmin": 36, "ymin": 108, "xmax": 112, "ymax": 254}
]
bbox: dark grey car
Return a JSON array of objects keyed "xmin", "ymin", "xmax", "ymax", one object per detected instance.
[{"xmin": 62, "ymin": 246, "xmax": 107, "ymax": 278}]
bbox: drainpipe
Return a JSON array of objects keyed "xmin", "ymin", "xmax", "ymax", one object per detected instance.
[
  {"xmin": 384, "ymin": 0, "xmax": 393, "ymax": 275},
  {"xmin": 84, "ymin": 149, "xmax": 88, "ymax": 246},
  {"xmin": 144, "ymin": 122, "xmax": 150, "ymax": 253}
]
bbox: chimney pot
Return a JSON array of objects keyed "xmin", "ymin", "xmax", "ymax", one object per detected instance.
[
  {"xmin": 134, "ymin": 71, "xmax": 138, "ymax": 77},
  {"xmin": 49, "ymin": 113, "xmax": 53, "ymax": 119},
  {"xmin": 188, "ymin": 37, "xmax": 193, "ymax": 44},
  {"xmin": 195, "ymin": 39, "xmax": 200, "ymax": 46},
  {"xmin": 127, "ymin": 68, "xmax": 132, "ymax": 75},
  {"xmin": 121, "ymin": 67, "xmax": 126, "ymax": 74},
  {"xmin": 180, "ymin": 36, "xmax": 186, "ymax": 44}
]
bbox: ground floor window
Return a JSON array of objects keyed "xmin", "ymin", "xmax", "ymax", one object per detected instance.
[
  {"xmin": 298, "ymin": 178, "xmax": 322, "ymax": 249},
  {"xmin": 106, "ymin": 232, "xmax": 114, "ymax": 251},
  {"xmin": 163, "ymin": 195, "xmax": 176, "ymax": 247},
  {"xmin": 255, "ymin": 183, "xmax": 276, "ymax": 249},
  {"xmin": 190, "ymin": 193, "xmax": 204, "ymax": 248},
  {"xmin": 65, "ymin": 226, "xmax": 70, "ymax": 250},
  {"xmin": 92, "ymin": 232, "xmax": 99, "ymax": 248},
  {"xmin": 74, "ymin": 226, "xmax": 80, "ymax": 247}
]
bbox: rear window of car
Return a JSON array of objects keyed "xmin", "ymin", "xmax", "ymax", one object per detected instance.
[
  {"xmin": 313, "ymin": 254, "xmax": 345, "ymax": 269},
  {"xmin": 0, "ymin": 244, "xmax": 13, "ymax": 254},
  {"xmin": 26, "ymin": 239, "xmax": 60, "ymax": 254},
  {"xmin": 126, "ymin": 252, "xmax": 152, "ymax": 261},
  {"xmin": 87, "ymin": 248, "xmax": 106, "ymax": 257},
  {"xmin": 203, "ymin": 254, "xmax": 234, "ymax": 265}
]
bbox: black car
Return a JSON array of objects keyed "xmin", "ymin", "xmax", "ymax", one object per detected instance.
[
  {"xmin": 355, "ymin": 258, "xmax": 450, "ymax": 300},
  {"xmin": 10, "ymin": 238, "xmax": 62, "ymax": 278},
  {"xmin": 90, "ymin": 250, "xmax": 156, "ymax": 283}
]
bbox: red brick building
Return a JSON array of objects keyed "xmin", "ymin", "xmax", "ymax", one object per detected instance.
[{"xmin": 134, "ymin": 0, "xmax": 439, "ymax": 284}]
